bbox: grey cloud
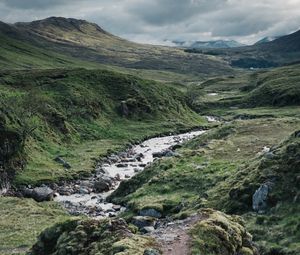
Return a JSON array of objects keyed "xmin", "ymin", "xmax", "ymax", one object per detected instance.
[
  {"xmin": 0, "ymin": 0, "xmax": 299, "ymax": 44},
  {"xmin": 126, "ymin": 0, "xmax": 225, "ymax": 25},
  {"xmin": 2, "ymin": 0, "xmax": 72, "ymax": 10}
]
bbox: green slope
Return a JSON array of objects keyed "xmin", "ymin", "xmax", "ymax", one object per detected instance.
[
  {"xmin": 108, "ymin": 64, "xmax": 300, "ymax": 255},
  {"xmin": 0, "ymin": 21, "xmax": 101, "ymax": 70},
  {"xmin": 0, "ymin": 68, "xmax": 204, "ymax": 187},
  {"xmin": 0, "ymin": 17, "xmax": 233, "ymax": 78}
]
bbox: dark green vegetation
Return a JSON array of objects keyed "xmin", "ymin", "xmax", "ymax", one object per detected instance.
[
  {"xmin": 0, "ymin": 68, "xmax": 203, "ymax": 187},
  {"xmin": 187, "ymin": 30, "xmax": 300, "ymax": 68},
  {"xmin": 29, "ymin": 218, "xmax": 157, "ymax": 255}
]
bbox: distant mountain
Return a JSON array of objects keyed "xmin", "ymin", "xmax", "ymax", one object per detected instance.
[
  {"xmin": 0, "ymin": 17, "xmax": 233, "ymax": 76},
  {"xmin": 186, "ymin": 29, "xmax": 300, "ymax": 68},
  {"xmin": 172, "ymin": 39, "xmax": 245, "ymax": 49},
  {"xmin": 255, "ymin": 36, "xmax": 282, "ymax": 45}
]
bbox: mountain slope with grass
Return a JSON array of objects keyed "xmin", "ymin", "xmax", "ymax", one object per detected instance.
[
  {"xmin": 0, "ymin": 17, "xmax": 234, "ymax": 77},
  {"xmin": 186, "ymin": 63, "xmax": 300, "ymax": 114},
  {"xmin": 107, "ymin": 64, "xmax": 300, "ymax": 255},
  {"xmin": 0, "ymin": 68, "xmax": 204, "ymax": 189}
]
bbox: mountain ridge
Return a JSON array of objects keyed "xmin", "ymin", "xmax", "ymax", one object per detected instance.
[
  {"xmin": 173, "ymin": 39, "xmax": 245, "ymax": 49},
  {"xmin": 0, "ymin": 17, "xmax": 234, "ymax": 77},
  {"xmin": 186, "ymin": 29, "xmax": 300, "ymax": 68}
]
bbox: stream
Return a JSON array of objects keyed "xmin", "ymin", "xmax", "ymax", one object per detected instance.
[{"xmin": 54, "ymin": 130, "xmax": 205, "ymax": 218}]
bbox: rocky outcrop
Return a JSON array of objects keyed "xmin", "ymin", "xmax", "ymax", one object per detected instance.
[
  {"xmin": 221, "ymin": 130, "xmax": 300, "ymax": 213},
  {"xmin": 23, "ymin": 186, "xmax": 54, "ymax": 202},
  {"xmin": 190, "ymin": 209, "xmax": 259, "ymax": 255},
  {"xmin": 93, "ymin": 175, "xmax": 113, "ymax": 192},
  {"xmin": 252, "ymin": 183, "xmax": 269, "ymax": 213},
  {"xmin": 54, "ymin": 156, "xmax": 71, "ymax": 169},
  {"xmin": 29, "ymin": 218, "xmax": 157, "ymax": 255},
  {"xmin": 0, "ymin": 129, "xmax": 24, "ymax": 194},
  {"xmin": 131, "ymin": 216, "xmax": 157, "ymax": 229},
  {"xmin": 119, "ymin": 98, "xmax": 152, "ymax": 118},
  {"xmin": 139, "ymin": 208, "xmax": 162, "ymax": 218},
  {"xmin": 152, "ymin": 149, "xmax": 177, "ymax": 158}
]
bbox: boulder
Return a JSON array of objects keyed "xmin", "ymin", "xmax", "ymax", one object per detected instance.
[
  {"xmin": 54, "ymin": 156, "xmax": 71, "ymax": 169},
  {"xmin": 94, "ymin": 180, "xmax": 110, "ymax": 192},
  {"xmin": 153, "ymin": 149, "xmax": 176, "ymax": 158},
  {"xmin": 32, "ymin": 187, "xmax": 54, "ymax": 202},
  {"xmin": 141, "ymin": 226, "xmax": 155, "ymax": 234},
  {"xmin": 131, "ymin": 216, "xmax": 156, "ymax": 229},
  {"xmin": 152, "ymin": 151, "xmax": 165, "ymax": 158},
  {"xmin": 144, "ymin": 249, "xmax": 160, "ymax": 255},
  {"xmin": 112, "ymin": 205, "xmax": 122, "ymax": 211},
  {"xmin": 120, "ymin": 101, "xmax": 129, "ymax": 117},
  {"xmin": 116, "ymin": 163, "xmax": 128, "ymax": 168},
  {"xmin": 134, "ymin": 153, "xmax": 144, "ymax": 161},
  {"xmin": 115, "ymin": 174, "xmax": 121, "ymax": 181},
  {"xmin": 264, "ymin": 152, "xmax": 275, "ymax": 160},
  {"xmin": 79, "ymin": 187, "xmax": 90, "ymax": 194},
  {"xmin": 139, "ymin": 208, "xmax": 162, "ymax": 218},
  {"xmin": 96, "ymin": 167, "xmax": 110, "ymax": 175},
  {"xmin": 93, "ymin": 175, "xmax": 113, "ymax": 192},
  {"xmin": 253, "ymin": 184, "xmax": 269, "ymax": 212},
  {"xmin": 22, "ymin": 187, "xmax": 33, "ymax": 197}
]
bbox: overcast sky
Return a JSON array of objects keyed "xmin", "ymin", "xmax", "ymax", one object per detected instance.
[{"xmin": 0, "ymin": 0, "xmax": 300, "ymax": 45}]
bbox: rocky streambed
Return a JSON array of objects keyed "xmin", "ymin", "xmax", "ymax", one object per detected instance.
[{"xmin": 52, "ymin": 130, "xmax": 205, "ymax": 218}]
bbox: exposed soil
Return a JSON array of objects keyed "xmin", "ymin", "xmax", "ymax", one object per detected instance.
[{"xmin": 148, "ymin": 214, "xmax": 204, "ymax": 255}]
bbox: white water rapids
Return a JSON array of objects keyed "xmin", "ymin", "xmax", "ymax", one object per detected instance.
[{"xmin": 55, "ymin": 130, "xmax": 206, "ymax": 218}]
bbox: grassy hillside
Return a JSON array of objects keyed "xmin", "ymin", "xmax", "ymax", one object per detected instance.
[
  {"xmin": 0, "ymin": 21, "xmax": 103, "ymax": 70},
  {"xmin": 186, "ymin": 64, "xmax": 300, "ymax": 115},
  {"xmin": 4, "ymin": 17, "xmax": 234, "ymax": 77},
  {"xmin": 246, "ymin": 64, "xmax": 300, "ymax": 106},
  {"xmin": 108, "ymin": 64, "xmax": 300, "ymax": 254},
  {"xmin": 0, "ymin": 68, "xmax": 204, "ymax": 187},
  {"xmin": 109, "ymin": 119, "xmax": 300, "ymax": 255}
]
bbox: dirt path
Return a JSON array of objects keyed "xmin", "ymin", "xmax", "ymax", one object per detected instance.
[{"xmin": 147, "ymin": 214, "xmax": 203, "ymax": 255}]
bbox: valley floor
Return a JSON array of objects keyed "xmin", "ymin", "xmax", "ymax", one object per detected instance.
[{"xmin": 1, "ymin": 64, "xmax": 299, "ymax": 255}]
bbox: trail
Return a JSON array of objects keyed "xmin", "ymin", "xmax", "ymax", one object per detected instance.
[{"xmin": 147, "ymin": 214, "xmax": 203, "ymax": 255}]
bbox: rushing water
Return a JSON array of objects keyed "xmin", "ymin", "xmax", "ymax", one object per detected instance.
[
  {"xmin": 0, "ymin": 171, "xmax": 10, "ymax": 196},
  {"xmin": 55, "ymin": 130, "xmax": 205, "ymax": 218}
]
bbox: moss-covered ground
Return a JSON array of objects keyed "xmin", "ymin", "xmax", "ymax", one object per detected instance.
[{"xmin": 0, "ymin": 197, "xmax": 72, "ymax": 255}]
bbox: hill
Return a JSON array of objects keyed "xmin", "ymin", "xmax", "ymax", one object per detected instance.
[
  {"xmin": 186, "ymin": 29, "xmax": 300, "ymax": 68},
  {"xmin": 0, "ymin": 68, "xmax": 203, "ymax": 189},
  {"xmin": 0, "ymin": 17, "xmax": 234, "ymax": 78},
  {"xmin": 254, "ymin": 36, "xmax": 282, "ymax": 45},
  {"xmin": 246, "ymin": 64, "xmax": 300, "ymax": 106}
]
